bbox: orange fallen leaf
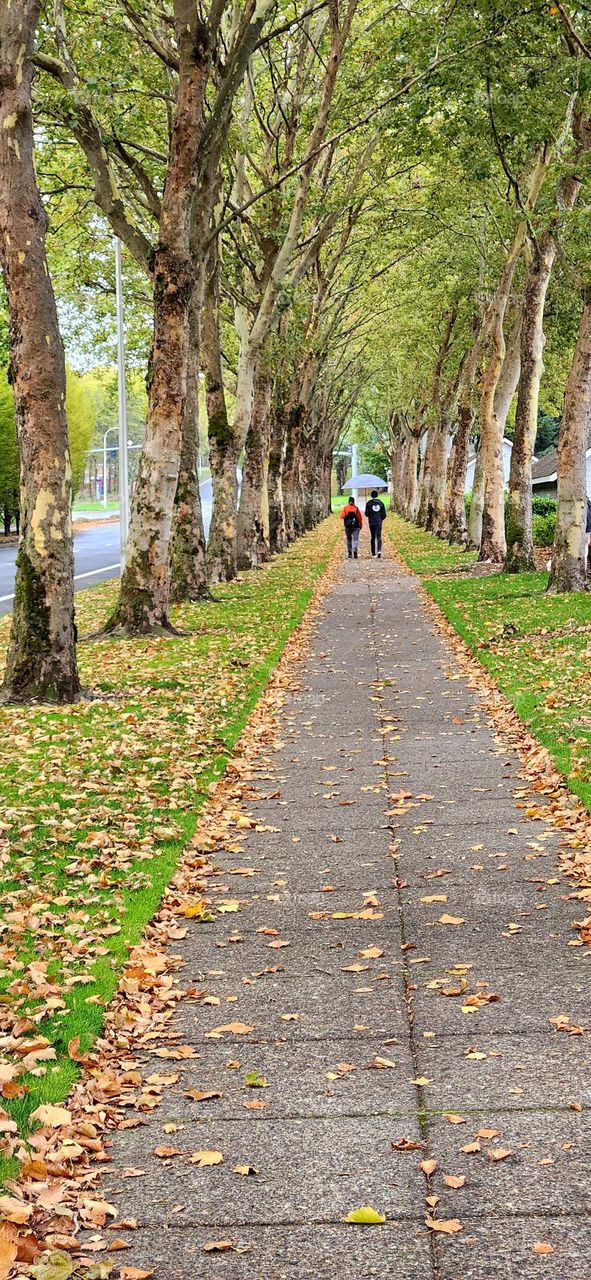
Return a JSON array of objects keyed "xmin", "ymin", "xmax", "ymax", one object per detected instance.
[
  {"xmin": 487, "ymin": 1148, "xmax": 512, "ymax": 1162},
  {"xmin": 438, "ymin": 914, "xmax": 465, "ymax": 926},
  {"xmin": 153, "ymin": 1146, "xmax": 182, "ymax": 1158},
  {"xmin": 205, "ymin": 1022, "xmax": 254, "ymax": 1038},
  {"xmin": 185, "ymin": 1089, "xmax": 223, "ymax": 1102},
  {"xmin": 203, "ymin": 1241, "xmax": 235, "ymax": 1253},
  {"xmin": 0, "ymin": 1196, "xmax": 32, "ymax": 1224},
  {"xmin": 443, "ymin": 1174, "xmax": 466, "ymax": 1189},
  {"xmin": 425, "ymin": 1216, "xmax": 462, "ymax": 1234},
  {"xmin": 359, "ymin": 946, "xmax": 384, "ymax": 958},
  {"xmin": 0, "ymin": 1235, "xmax": 17, "ymax": 1280},
  {"xmin": 119, "ymin": 1269, "xmax": 155, "ymax": 1280},
  {"xmin": 420, "ymin": 1159, "xmax": 437, "ymax": 1176},
  {"xmin": 532, "ymin": 1242, "xmax": 554, "ymax": 1255}
]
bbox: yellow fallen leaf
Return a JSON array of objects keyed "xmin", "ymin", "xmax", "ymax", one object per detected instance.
[
  {"xmin": 233, "ymin": 1164, "xmax": 258, "ymax": 1176},
  {"xmin": 420, "ymin": 1159, "xmax": 437, "ymax": 1176},
  {"xmin": 189, "ymin": 1150, "xmax": 223, "ymax": 1167},
  {"xmin": 30, "ymin": 1103, "xmax": 72, "ymax": 1128},
  {"xmin": 487, "ymin": 1148, "xmax": 512, "ymax": 1162},
  {"xmin": 344, "ymin": 1206, "xmax": 386, "ymax": 1224},
  {"xmin": 359, "ymin": 946, "xmax": 384, "ymax": 958},
  {"xmin": 420, "ymin": 895, "xmax": 448, "ymax": 904},
  {"xmin": 438, "ymin": 914, "xmax": 465, "ymax": 926},
  {"xmin": 409, "ymin": 1076, "xmax": 432, "ymax": 1086}
]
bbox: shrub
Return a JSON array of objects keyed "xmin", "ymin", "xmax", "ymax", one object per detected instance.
[
  {"xmin": 532, "ymin": 495, "xmax": 557, "ymax": 518},
  {"xmin": 533, "ymin": 511, "xmax": 556, "ymax": 546}
]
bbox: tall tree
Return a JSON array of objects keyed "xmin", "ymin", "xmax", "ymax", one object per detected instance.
[{"xmin": 0, "ymin": 0, "xmax": 80, "ymax": 701}]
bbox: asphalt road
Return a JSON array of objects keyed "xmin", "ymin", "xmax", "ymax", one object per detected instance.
[{"xmin": 0, "ymin": 477, "xmax": 213, "ymax": 617}]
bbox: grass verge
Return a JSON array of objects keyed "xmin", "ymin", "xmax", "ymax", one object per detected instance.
[
  {"xmin": 388, "ymin": 514, "xmax": 591, "ymax": 813},
  {"xmin": 0, "ymin": 519, "xmax": 338, "ymax": 1148}
]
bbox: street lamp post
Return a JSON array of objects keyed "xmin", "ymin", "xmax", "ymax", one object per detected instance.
[
  {"xmin": 102, "ymin": 426, "xmax": 118, "ymax": 508},
  {"xmin": 115, "ymin": 237, "xmax": 129, "ymax": 570}
]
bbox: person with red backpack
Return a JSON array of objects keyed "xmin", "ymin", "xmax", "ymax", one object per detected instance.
[{"xmin": 340, "ymin": 496, "xmax": 363, "ymax": 558}]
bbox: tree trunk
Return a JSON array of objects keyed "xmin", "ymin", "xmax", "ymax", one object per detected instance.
[
  {"xmin": 104, "ymin": 3, "xmax": 207, "ymax": 633},
  {"xmin": 0, "ymin": 0, "xmax": 80, "ymax": 703},
  {"xmin": 202, "ymin": 244, "xmax": 238, "ymax": 583},
  {"xmin": 505, "ymin": 170, "xmax": 584, "ymax": 572},
  {"xmin": 467, "ymin": 437, "xmax": 486, "ymax": 549},
  {"xmin": 428, "ymin": 414, "xmax": 452, "ymax": 534},
  {"xmin": 447, "ymin": 402, "xmax": 472, "ymax": 545},
  {"xmin": 236, "ymin": 362, "xmax": 272, "ymax": 569},
  {"xmin": 267, "ymin": 400, "xmax": 287, "ymax": 554},
  {"xmin": 548, "ymin": 298, "xmax": 591, "ymax": 593},
  {"xmin": 170, "ymin": 293, "xmax": 209, "ymax": 601},
  {"xmin": 402, "ymin": 433, "xmax": 420, "ymax": 519},
  {"xmin": 283, "ymin": 404, "xmax": 305, "ymax": 541}
]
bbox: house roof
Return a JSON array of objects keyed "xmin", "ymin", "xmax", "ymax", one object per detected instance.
[
  {"xmin": 532, "ymin": 449, "xmax": 558, "ymax": 483},
  {"xmin": 532, "ymin": 446, "xmax": 591, "ymax": 485}
]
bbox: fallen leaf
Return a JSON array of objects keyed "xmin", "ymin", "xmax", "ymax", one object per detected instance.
[
  {"xmin": 189, "ymin": 1150, "xmax": 224, "ymax": 1167},
  {"xmin": 205, "ymin": 1022, "xmax": 254, "ymax": 1038},
  {"xmin": 391, "ymin": 1137, "xmax": 420, "ymax": 1151},
  {"xmin": 30, "ymin": 1103, "xmax": 72, "ymax": 1128},
  {"xmin": 233, "ymin": 1164, "xmax": 258, "ymax": 1176},
  {"xmin": 0, "ymin": 1235, "xmax": 17, "ymax": 1280},
  {"xmin": 425, "ymin": 1216, "xmax": 462, "ymax": 1235},
  {"xmin": 420, "ymin": 1159, "xmax": 437, "ymax": 1176},
  {"xmin": 532, "ymin": 1242, "xmax": 554, "ymax": 1255},
  {"xmin": 438, "ymin": 914, "xmax": 465, "ymax": 926},
  {"xmin": 0, "ymin": 1195, "xmax": 32, "ymax": 1224},
  {"xmin": 119, "ymin": 1270, "xmax": 155, "ymax": 1280},
  {"xmin": 443, "ymin": 1174, "xmax": 466, "ymax": 1189},
  {"xmin": 487, "ymin": 1148, "xmax": 513, "ymax": 1162},
  {"xmin": 344, "ymin": 1206, "xmax": 386, "ymax": 1225},
  {"xmin": 203, "ymin": 1241, "xmax": 235, "ymax": 1253},
  {"xmin": 185, "ymin": 1089, "xmax": 222, "ymax": 1102}
]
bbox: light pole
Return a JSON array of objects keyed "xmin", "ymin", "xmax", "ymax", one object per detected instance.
[
  {"xmin": 102, "ymin": 426, "xmax": 118, "ymax": 508},
  {"xmin": 115, "ymin": 237, "xmax": 129, "ymax": 570}
]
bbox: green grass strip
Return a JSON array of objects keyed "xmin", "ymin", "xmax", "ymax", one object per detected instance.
[{"xmin": 388, "ymin": 515, "xmax": 591, "ymax": 813}]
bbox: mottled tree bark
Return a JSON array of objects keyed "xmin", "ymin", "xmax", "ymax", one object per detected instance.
[
  {"xmin": 0, "ymin": 0, "xmax": 80, "ymax": 703},
  {"xmin": 506, "ymin": 173, "xmax": 583, "ymax": 573},
  {"xmin": 548, "ymin": 298, "xmax": 591, "ymax": 593},
  {"xmin": 202, "ymin": 242, "xmax": 238, "ymax": 583},
  {"xmin": 267, "ymin": 400, "xmax": 287, "ymax": 554},
  {"xmin": 447, "ymin": 403, "xmax": 473, "ymax": 545},
  {"xmin": 170, "ymin": 293, "xmax": 209, "ymax": 600},
  {"xmin": 105, "ymin": 1, "xmax": 208, "ymax": 633},
  {"xmin": 236, "ymin": 362, "xmax": 273, "ymax": 569},
  {"xmin": 283, "ymin": 405, "xmax": 305, "ymax": 541}
]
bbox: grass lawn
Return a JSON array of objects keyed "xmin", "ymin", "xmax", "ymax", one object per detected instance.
[
  {"xmin": 388, "ymin": 515, "xmax": 591, "ymax": 813},
  {"xmin": 0, "ymin": 519, "xmax": 337, "ymax": 1157}
]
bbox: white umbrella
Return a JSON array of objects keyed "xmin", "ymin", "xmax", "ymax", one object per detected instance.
[{"xmin": 341, "ymin": 473, "xmax": 387, "ymax": 490}]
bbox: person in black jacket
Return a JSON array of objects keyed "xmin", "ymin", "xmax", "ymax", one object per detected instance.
[{"xmin": 364, "ymin": 490, "xmax": 387, "ymax": 558}]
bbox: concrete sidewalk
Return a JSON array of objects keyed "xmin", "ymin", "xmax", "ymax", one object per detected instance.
[{"xmin": 96, "ymin": 545, "xmax": 591, "ymax": 1278}]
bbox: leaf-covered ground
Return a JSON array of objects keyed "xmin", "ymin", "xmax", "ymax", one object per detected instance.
[
  {"xmin": 384, "ymin": 518, "xmax": 477, "ymax": 575},
  {"xmin": 0, "ymin": 521, "xmax": 338, "ymax": 1153},
  {"xmin": 389, "ymin": 516, "xmax": 591, "ymax": 811}
]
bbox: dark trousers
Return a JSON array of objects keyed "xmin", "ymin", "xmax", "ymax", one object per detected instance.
[{"xmin": 370, "ymin": 523, "xmax": 382, "ymax": 555}]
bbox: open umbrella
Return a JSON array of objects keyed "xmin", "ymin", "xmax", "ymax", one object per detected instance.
[{"xmin": 341, "ymin": 473, "xmax": 387, "ymax": 490}]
